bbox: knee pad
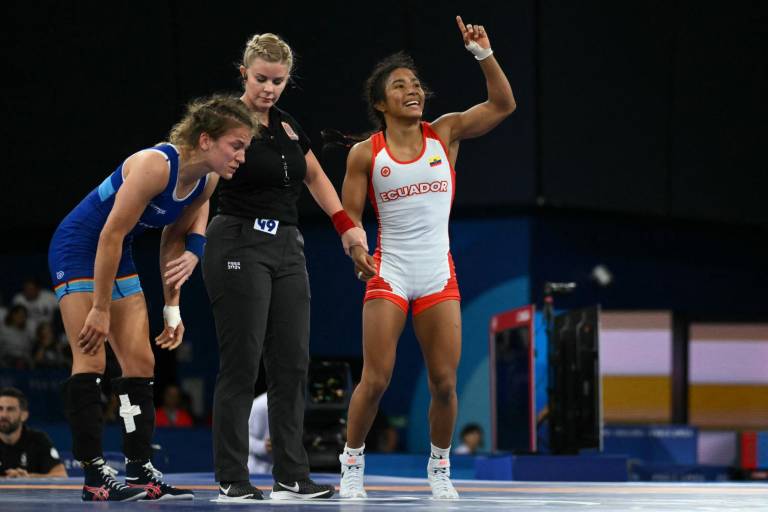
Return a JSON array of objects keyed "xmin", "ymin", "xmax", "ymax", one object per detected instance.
[
  {"xmin": 61, "ymin": 373, "xmax": 104, "ymax": 461},
  {"xmin": 112, "ymin": 377, "xmax": 156, "ymax": 461}
]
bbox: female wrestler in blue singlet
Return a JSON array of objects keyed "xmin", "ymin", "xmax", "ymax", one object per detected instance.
[{"xmin": 48, "ymin": 95, "xmax": 255, "ymax": 502}]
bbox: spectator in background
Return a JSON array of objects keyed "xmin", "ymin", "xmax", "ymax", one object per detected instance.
[
  {"xmin": 0, "ymin": 387, "xmax": 67, "ymax": 478},
  {"xmin": 0, "ymin": 305, "xmax": 33, "ymax": 368},
  {"xmin": 454, "ymin": 423, "xmax": 483, "ymax": 455},
  {"xmin": 31, "ymin": 322, "xmax": 68, "ymax": 369},
  {"xmin": 12, "ymin": 278, "xmax": 58, "ymax": 335},
  {"xmin": 247, "ymin": 392, "xmax": 272, "ymax": 474},
  {"xmin": 155, "ymin": 385, "xmax": 193, "ymax": 428}
]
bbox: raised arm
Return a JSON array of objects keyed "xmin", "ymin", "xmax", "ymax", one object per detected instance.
[
  {"xmin": 341, "ymin": 140, "xmax": 376, "ymax": 280},
  {"xmin": 78, "ymin": 151, "xmax": 168, "ymax": 355},
  {"xmin": 432, "ymin": 16, "xmax": 516, "ymax": 145}
]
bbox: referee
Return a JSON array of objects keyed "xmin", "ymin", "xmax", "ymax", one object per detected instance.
[{"xmin": 203, "ymin": 33, "xmax": 368, "ymax": 502}]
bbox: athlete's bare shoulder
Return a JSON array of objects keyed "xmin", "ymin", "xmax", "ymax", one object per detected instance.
[{"xmin": 346, "ymin": 137, "xmax": 374, "ymax": 176}]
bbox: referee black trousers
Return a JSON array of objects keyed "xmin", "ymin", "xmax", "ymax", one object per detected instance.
[{"xmin": 203, "ymin": 214, "xmax": 311, "ymax": 483}]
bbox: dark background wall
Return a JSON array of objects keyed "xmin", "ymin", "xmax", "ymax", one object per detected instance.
[
  {"xmin": 538, "ymin": 1, "xmax": 768, "ymax": 224},
  {"xmin": 3, "ymin": 1, "xmax": 765, "ymax": 231},
  {"xmin": 1, "ymin": 0, "xmax": 535, "ymax": 233}
]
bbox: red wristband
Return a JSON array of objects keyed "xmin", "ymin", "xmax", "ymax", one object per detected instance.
[{"xmin": 331, "ymin": 210, "xmax": 356, "ymax": 236}]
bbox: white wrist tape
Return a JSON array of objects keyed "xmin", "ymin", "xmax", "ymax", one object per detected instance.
[
  {"xmin": 163, "ymin": 305, "xmax": 181, "ymax": 328},
  {"xmin": 465, "ymin": 40, "xmax": 493, "ymax": 61}
]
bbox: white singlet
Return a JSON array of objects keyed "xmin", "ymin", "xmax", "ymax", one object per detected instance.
[{"xmin": 364, "ymin": 122, "xmax": 460, "ymax": 315}]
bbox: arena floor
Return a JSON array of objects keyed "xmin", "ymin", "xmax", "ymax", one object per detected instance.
[{"xmin": 3, "ymin": 473, "xmax": 768, "ymax": 511}]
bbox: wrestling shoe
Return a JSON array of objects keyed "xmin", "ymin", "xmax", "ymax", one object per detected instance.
[
  {"xmin": 270, "ymin": 478, "xmax": 335, "ymax": 500},
  {"xmin": 218, "ymin": 480, "xmax": 265, "ymax": 501},
  {"xmin": 339, "ymin": 452, "xmax": 367, "ymax": 498},
  {"xmin": 125, "ymin": 460, "xmax": 194, "ymax": 500},
  {"xmin": 427, "ymin": 456, "xmax": 459, "ymax": 499},
  {"xmin": 82, "ymin": 458, "xmax": 146, "ymax": 502}
]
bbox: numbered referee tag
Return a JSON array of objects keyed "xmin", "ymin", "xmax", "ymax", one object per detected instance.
[{"xmin": 254, "ymin": 218, "xmax": 279, "ymax": 235}]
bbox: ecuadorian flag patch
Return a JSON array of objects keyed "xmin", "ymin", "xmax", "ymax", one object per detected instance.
[{"xmin": 429, "ymin": 155, "xmax": 442, "ymax": 167}]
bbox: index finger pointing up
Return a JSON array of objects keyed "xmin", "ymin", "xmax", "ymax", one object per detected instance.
[{"xmin": 456, "ymin": 15, "xmax": 467, "ymax": 34}]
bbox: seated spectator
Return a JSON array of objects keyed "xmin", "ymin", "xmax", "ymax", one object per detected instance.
[
  {"xmin": 454, "ymin": 423, "xmax": 484, "ymax": 455},
  {"xmin": 12, "ymin": 278, "xmax": 58, "ymax": 336},
  {"xmin": 0, "ymin": 305, "xmax": 33, "ymax": 368},
  {"xmin": 0, "ymin": 387, "xmax": 67, "ymax": 478},
  {"xmin": 155, "ymin": 385, "xmax": 193, "ymax": 428},
  {"xmin": 31, "ymin": 322, "xmax": 68, "ymax": 369},
  {"xmin": 247, "ymin": 392, "xmax": 272, "ymax": 474}
]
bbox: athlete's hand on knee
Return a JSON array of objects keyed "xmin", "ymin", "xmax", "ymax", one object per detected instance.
[
  {"xmin": 350, "ymin": 246, "xmax": 376, "ymax": 281},
  {"xmin": 342, "ymin": 227, "xmax": 369, "ymax": 256},
  {"xmin": 164, "ymin": 252, "xmax": 199, "ymax": 290},
  {"xmin": 4, "ymin": 468, "xmax": 29, "ymax": 478},
  {"xmin": 155, "ymin": 320, "xmax": 185, "ymax": 350},
  {"xmin": 79, "ymin": 307, "xmax": 109, "ymax": 355}
]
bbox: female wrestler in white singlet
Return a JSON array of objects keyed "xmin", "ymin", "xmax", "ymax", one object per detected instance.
[{"xmin": 338, "ymin": 16, "xmax": 516, "ymax": 500}]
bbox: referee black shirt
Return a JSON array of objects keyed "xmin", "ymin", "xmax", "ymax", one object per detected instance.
[
  {"xmin": 217, "ymin": 106, "xmax": 311, "ymax": 225},
  {"xmin": 0, "ymin": 425, "xmax": 61, "ymax": 476}
]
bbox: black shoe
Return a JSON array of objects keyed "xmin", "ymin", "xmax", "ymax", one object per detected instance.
[
  {"xmin": 82, "ymin": 458, "xmax": 147, "ymax": 502},
  {"xmin": 271, "ymin": 478, "xmax": 335, "ymax": 500},
  {"xmin": 218, "ymin": 480, "xmax": 265, "ymax": 501},
  {"xmin": 125, "ymin": 460, "xmax": 194, "ymax": 500}
]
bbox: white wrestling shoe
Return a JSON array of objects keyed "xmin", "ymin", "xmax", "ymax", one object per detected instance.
[
  {"xmin": 339, "ymin": 452, "xmax": 367, "ymax": 498},
  {"xmin": 427, "ymin": 456, "xmax": 459, "ymax": 499}
]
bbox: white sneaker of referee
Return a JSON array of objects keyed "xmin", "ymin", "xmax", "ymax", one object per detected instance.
[
  {"xmin": 427, "ymin": 444, "xmax": 459, "ymax": 499},
  {"xmin": 339, "ymin": 444, "xmax": 367, "ymax": 498}
]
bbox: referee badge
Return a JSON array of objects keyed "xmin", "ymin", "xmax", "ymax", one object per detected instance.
[{"xmin": 281, "ymin": 122, "xmax": 299, "ymax": 141}]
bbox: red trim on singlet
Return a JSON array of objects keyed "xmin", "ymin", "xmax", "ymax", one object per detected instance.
[
  {"xmin": 422, "ymin": 121, "xmax": 457, "ymax": 206},
  {"xmin": 368, "ymin": 133, "xmax": 385, "ymax": 220},
  {"xmin": 364, "ymin": 125, "xmax": 460, "ymax": 315},
  {"xmin": 411, "ymin": 251, "xmax": 461, "ymax": 316},
  {"xmin": 366, "ymin": 133, "xmax": 389, "ymax": 308},
  {"xmin": 380, "ymin": 125, "xmax": 428, "ymax": 165},
  {"xmin": 365, "ymin": 292, "xmax": 409, "ymax": 313},
  {"xmin": 363, "ymin": 248, "xmax": 408, "ymax": 313},
  {"xmin": 368, "ymin": 134, "xmax": 384, "ymax": 263},
  {"xmin": 371, "ymin": 131, "xmax": 387, "ymax": 155},
  {"xmin": 421, "ymin": 123, "xmax": 457, "ymax": 284}
]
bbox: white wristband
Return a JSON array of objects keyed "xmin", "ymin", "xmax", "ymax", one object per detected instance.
[
  {"xmin": 465, "ymin": 40, "xmax": 493, "ymax": 61},
  {"xmin": 163, "ymin": 305, "xmax": 181, "ymax": 328}
]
